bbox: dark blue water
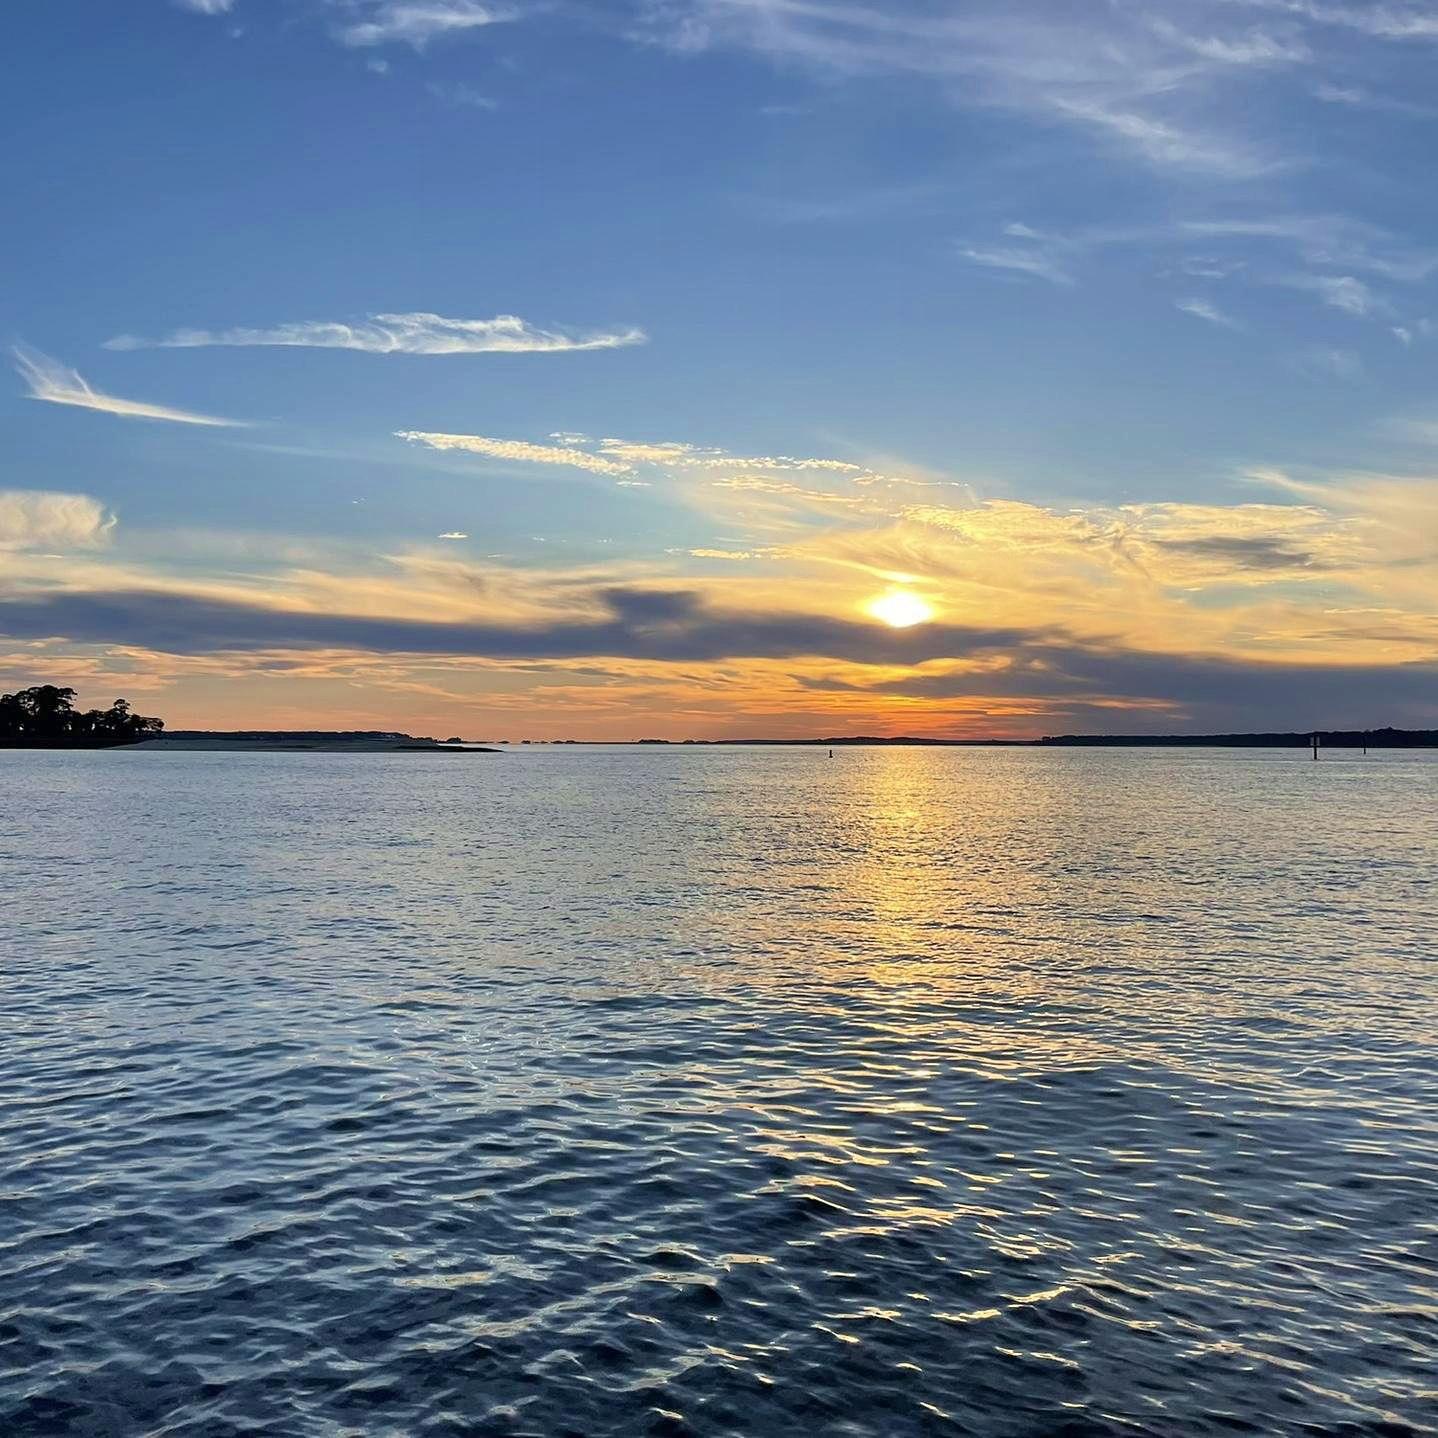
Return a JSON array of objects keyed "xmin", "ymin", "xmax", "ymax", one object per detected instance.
[{"xmin": 3, "ymin": 747, "xmax": 1436, "ymax": 1436}]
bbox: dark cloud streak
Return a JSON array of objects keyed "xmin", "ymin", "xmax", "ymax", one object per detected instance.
[
  {"xmin": 799, "ymin": 647, "xmax": 1438, "ymax": 728},
  {"xmin": 0, "ymin": 587, "xmax": 1035, "ymax": 665},
  {"xmin": 3, "ymin": 585, "xmax": 1432, "ymax": 728},
  {"xmin": 1150, "ymin": 536, "xmax": 1330, "ymax": 571}
]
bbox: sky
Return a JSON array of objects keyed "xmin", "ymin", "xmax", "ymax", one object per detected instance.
[{"xmin": 3, "ymin": 0, "xmax": 1437, "ymax": 739}]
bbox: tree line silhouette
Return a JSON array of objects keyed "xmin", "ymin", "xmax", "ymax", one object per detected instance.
[{"xmin": 0, "ymin": 685, "xmax": 164, "ymax": 748}]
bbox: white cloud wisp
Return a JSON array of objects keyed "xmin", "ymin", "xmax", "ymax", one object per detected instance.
[
  {"xmin": 1176, "ymin": 297, "xmax": 1243, "ymax": 328},
  {"xmin": 0, "ymin": 490, "xmax": 116, "ymax": 550},
  {"xmin": 13, "ymin": 346, "xmax": 244, "ymax": 428},
  {"xmin": 396, "ymin": 432, "xmax": 638, "ymax": 475},
  {"xmin": 336, "ymin": 1, "xmax": 514, "ymax": 49},
  {"xmin": 106, "ymin": 312, "xmax": 647, "ymax": 356}
]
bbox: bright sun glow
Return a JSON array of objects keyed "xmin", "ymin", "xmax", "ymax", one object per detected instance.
[{"xmin": 865, "ymin": 590, "xmax": 935, "ymax": 628}]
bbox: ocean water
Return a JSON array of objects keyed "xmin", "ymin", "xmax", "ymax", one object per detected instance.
[{"xmin": 2, "ymin": 746, "xmax": 1436, "ymax": 1438}]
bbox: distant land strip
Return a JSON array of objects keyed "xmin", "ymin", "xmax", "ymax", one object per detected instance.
[
  {"xmin": 71, "ymin": 727, "xmax": 1435, "ymax": 751},
  {"xmin": 501, "ymin": 729, "xmax": 1438, "ymax": 748},
  {"xmin": 1034, "ymin": 728, "xmax": 1437, "ymax": 748},
  {"xmin": 145, "ymin": 731, "xmax": 499, "ymax": 752}
]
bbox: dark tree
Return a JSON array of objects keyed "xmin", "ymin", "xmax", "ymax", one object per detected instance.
[{"xmin": 0, "ymin": 686, "xmax": 164, "ymax": 747}]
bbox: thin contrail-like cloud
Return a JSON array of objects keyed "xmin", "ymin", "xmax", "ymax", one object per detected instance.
[
  {"xmin": 13, "ymin": 345, "xmax": 245, "ymax": 428},
  {"xmin": 106, "ymin": 312, "xmax": 647, "ymax": 356}
]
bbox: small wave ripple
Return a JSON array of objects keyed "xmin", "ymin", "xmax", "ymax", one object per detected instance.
[{"xmin": 2, "ymin": 747, "xmax": 1436, "ymax": 1436}]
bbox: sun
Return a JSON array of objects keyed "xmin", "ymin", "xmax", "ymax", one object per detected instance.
[{"xmin": 865, "ymin": 589, "xmax": 935, "ymax": 628}]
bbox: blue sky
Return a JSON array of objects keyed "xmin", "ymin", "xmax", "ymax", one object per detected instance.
[{"xmin": 3, "ymin": 0, "xmax": 1437, "ymax": 737}]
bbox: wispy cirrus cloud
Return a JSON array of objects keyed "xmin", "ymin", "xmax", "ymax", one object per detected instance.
[
  {"xmin": 174, "ymin": 0, "xmax": 516, "ymax": 49},
  {"xmin": 641, "ymin": 1, "xmax": 1297, "ymax": 177},
  {"xmin": 1312, "ymin": 81, "xmax": 1435, "ymax": 116},
  {"xmin": 106, "ymin": 312, "xmax": 646, "ymax": 356},
  {"xmin": 1178, "ymin": 215, "xmax": 1438, "ymax": 282},
  {"xmin": 394, "ymin": 430, "xmax": 935, "ymax": 511},
  {"xmin": 1224, "ymin": 0, "xmax": 1438, "ymax": 41},
  {"xmin": 974, "ymin": 213, "xmax": 1437, "ymax": 287},
  {"xmin": 396, "ymin": 432, "xmax": 638, "ymax": 475},
  {"xmin": 1048, "ymin": 98, "xmax": 1274, "ymax": 178},
  {"xmin": 170, "ymin": 0, "xmax": 1438, "ymax": 203},
  {"xmin": 958, "ymin": 244, "xmax": 1073, "ymax": 286},
  {"xmin": 334, "ymin": 1, "xmax": 515, "ymax": 49},
  {"xmin": 960, "ymin": 212, "xmax": 1433, "ymax": 352},
  {"xmin": 1176, "ymin": 297, "xmax": 1242, "ymax": 328},
  {"xmin": 710, "ymin": 475, "xmax": 865, "ymax": 504},
  {"xmin": 13, "ymin": 346, "xmax": 244, "ymax": 428},
  {"xmin": 1279, "ymin": 272, "xmax": 1385, "ymax": 317},
  {"xmin": 594, "ymin": 439, "xmax": 864, "ymax": 472},
  {"xmin": 1148, "ymin": 18, "xmax": 1310, "ymax": 66}
]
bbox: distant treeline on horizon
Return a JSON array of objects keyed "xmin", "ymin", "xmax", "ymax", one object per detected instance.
[
  {"xmin": 1036, "ymin": 728, "xmax": 1436, "ymax": 748},
  {"xmin": 162, "ymin": 730, "xmax": 417, "ymax": 742},
  {"xmin": 6, "ymin": 714, "xmax": 1435, "ymax": 751},
  {"xmin": 559, "ymin": 729, "xmax": 1438, "ymax": 748}
]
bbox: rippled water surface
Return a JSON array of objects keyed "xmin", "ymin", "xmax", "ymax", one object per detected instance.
[{"xmin": 3, "ymin": 746, "xmax": 1436, "ymax": 1437}]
